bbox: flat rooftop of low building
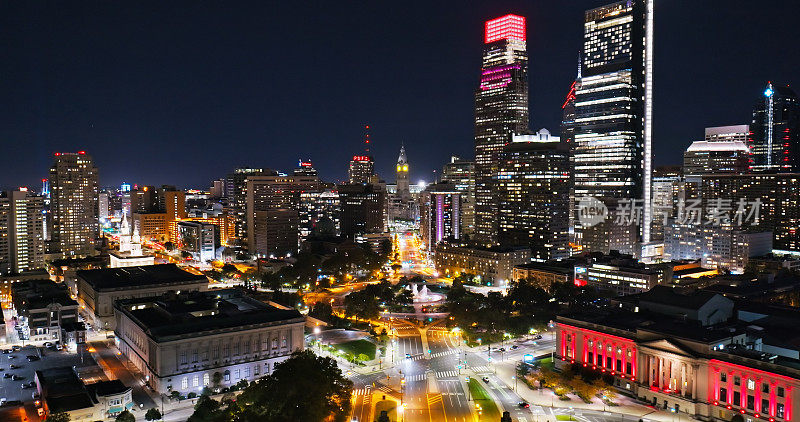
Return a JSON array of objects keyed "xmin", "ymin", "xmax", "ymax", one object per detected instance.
[
  {"xmin": 115, "ymin": 289, "xmax": 303, "ymax": 341},
  {"xmin": 87, "ymin": 379, "xmax": 130, "ymax": 397},
  {"xmin": 514, "ymin": 262, "xmax": 574, "ymax": 274},
  {"xmin": 11, "ymin": 279, "xmax": 77, "ymax": 309},
  {"xmin": 625, "ymin": 285, "xmax": 723, "ymax": 311},
  {"xmin": 77, "ymin": 264, "xmax": 207, "ymax": 291}
]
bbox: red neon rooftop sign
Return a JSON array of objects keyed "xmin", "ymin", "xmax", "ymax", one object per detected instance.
[{"xmin": 485, "ymin": 14, "xmax": 526, "ymax": 43}]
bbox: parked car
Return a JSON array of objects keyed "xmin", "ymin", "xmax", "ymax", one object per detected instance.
[
  {"xmin": 3, "ymin": 373, "xmax": 12, "ymax": 378},
  {"xmin": 9, "ymin": 364, "xmax": 20, "ymax": 370},
  {"xmin": 1, "ymin": 349, "xmax": 10, "ymax": 354},
  {"xmin": 44, "ymin": 342, "xmax": 53, "ymax": 348},
  {"xmin": 26, "ymin": 355, "xmax": 39, "ymax": 362},
  {"xmin": 21, "ymin": 382, "xmax": 34, "ymax": 389},
  {"xmin": 12, "ymin": 375, "xmax": 24, "ymax": 381},
  {"xmin": 56, "ymin": 344, "xmax": 63, "ymax": 351},
  {"xmin": 11, "ymin": 346, "xmax": 21, "ymax": 351}
]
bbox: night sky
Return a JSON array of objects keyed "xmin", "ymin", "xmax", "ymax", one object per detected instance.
[{"xmin": 1, "ymin": 1, "xmax": 798, "ymax": 190}]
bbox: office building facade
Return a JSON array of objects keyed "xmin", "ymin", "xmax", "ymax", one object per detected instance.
[
  {"xmin": 420, "ymin": 183, "xmax": 461, "ymax": 250},
  {"xmin": 497, "ymin": 136, "xmax": 570, "ymax": 261},
  {"xmin": 572, "ymin": 0, "xmax": 654, "ymax": 253},
  {"xmin": 749, "ymin": 83, "xmax": 800, "ymax": 172},
  {"xmin": 441, "ymin": 157, "xmax": 475, "ymax": 236},
  {"xmin": 474, "ymin": 14, "xmax": 530, "ymax": 245}
]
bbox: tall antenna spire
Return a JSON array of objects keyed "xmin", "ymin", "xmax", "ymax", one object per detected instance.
[
  {"xmin": 364, "ymin": 124, "xmax": 371, "ymax": 154},
  {"xmin": 576, "ymin": 51, "xmax": 582, "ymax": 79}
]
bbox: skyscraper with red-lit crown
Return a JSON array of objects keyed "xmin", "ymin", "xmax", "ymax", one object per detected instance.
[{"xmin": 473, "ymin": 14, "xmax": 529, "ymax": 245}]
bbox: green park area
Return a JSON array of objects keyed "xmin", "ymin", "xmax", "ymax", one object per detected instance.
[
  {"xmin": 332, "ymin": 339, "xmax": 377, "ymax": 361},
  {"xmin": 468, "ymin": 378, "xmax": 500, "ymax": 420}
]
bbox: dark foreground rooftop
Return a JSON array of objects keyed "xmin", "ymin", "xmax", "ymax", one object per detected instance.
[
  {"xmin": 115, "ymin": 289, "xmax": 304, "ymax": 341},
  {"xmin": 77, "ymin": 263, "xmax": 207, "ymax": 291}
]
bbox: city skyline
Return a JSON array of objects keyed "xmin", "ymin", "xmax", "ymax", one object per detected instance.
[{"xmin": 3, "ymin": 1, "xmax": 799, "ymax": 190}]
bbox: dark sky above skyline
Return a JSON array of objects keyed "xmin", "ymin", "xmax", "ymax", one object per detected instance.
[{"xmin": 1, "ymin": 1, "xmax": 798, "ymax": 190}]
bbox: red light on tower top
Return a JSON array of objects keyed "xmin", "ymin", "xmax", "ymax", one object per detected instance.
[{"xmin": 485, "ymin": 14, "xmax": 526, "ymax": 44}]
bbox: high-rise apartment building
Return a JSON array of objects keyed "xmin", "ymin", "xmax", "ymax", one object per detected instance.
[
  {"xmin": 245, "ymin": 173, "xmax": 319, "ymax": 255},
  {"xmin": 0, "ymin": 190, "xmax": 45, "ymax": 274},
  {"xmin": 497, "ymin": 135, "xmax": 570, "ymax": 261},
  {"xmin": 474, "ymin": 14, "xmax": 530, "ymax": 245},
  {"xmin": 749, "ymin": 83, "xmax": 800, "ymax": 172},
  {"xmin": 50, "ymin": 152, "xmax": 99, "ymax": 257},
  {"xmin": 225, "ymin": 167, "xmax": 266, "ymax": 250},
  {"xmin": 441, "ymin": 157, "xmax": 475, "ymax": 236},
  {"xmin": 571, "ymin": 0, "xmax": 654, "ymax": 254}
]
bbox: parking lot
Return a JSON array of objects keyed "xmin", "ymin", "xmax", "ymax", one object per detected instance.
[{"xmin": 0, "ymin": 344, "xmax": 100, "ymax": 405}]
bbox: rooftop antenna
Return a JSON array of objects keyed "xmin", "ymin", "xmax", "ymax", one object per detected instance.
[{"xmin": 364, "ymin": 124, "xmax": 371, "ymax": 154}]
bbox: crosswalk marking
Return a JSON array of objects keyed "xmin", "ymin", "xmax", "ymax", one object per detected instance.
[
  {"xmin": 435, "ymin": 370, "xmax": 458, "ymax": 378},
  {"xmin": 429, "ymin": 350, "xmax": 457, "ymax": 358},
  {"xmin": 405, "ymin": 374, "xmax": 426, "ymax": 382},
  {"xmin": 471, "ymin": 365, "xmax": 491, "ymax": 373},
  {"xmin": 353, "ymin": 387, "xmax": 371, "ymax": 396}
]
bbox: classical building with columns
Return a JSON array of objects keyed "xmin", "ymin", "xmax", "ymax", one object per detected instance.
[
  {"xmin": 555, "ymin": 286, "xmax": 800, "ymax": 422},
  {"xmin": 114, "ymin": 289, "xmax": 305, "ymax": 395}
]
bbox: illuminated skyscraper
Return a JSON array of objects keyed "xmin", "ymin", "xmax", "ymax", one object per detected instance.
[
  {"xmin": 497, "ymin": 134, "xmax": 570, "ymax": 261},
  {"xmin": 474, "ymin": 14, "xmax": 529, "ymax": 245},
  {"xmin": 749, "ymin": 83, "xmax": 800, "ymax": 172},
  {"xmin": 0, "ymin": 189, "xmax": 45, "ymax": 274},
  {"xmin": 50, "ymin": 152, "xmax": 99, "ymax": 257},
  {"xmin": 571, "ymin": 0, "xmax": 654, "ymax": 254},
  {"xmin": 348, "ymin": 155, "xmax": 374, "ymax": 184}
]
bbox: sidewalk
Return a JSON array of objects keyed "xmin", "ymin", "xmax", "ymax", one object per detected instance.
[{"xmin": 485, "ymin": 350, "xmax": 698, "ymax": 422}]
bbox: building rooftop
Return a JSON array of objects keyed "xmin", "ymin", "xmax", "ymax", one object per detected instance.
[
  {"xmin": 35, "ymin": 367, "xmax": 97, "ymax": 413},
  {"xmin": 87, "ymin": 380, "xmax": 130, "ymax": 397},
  {"xmin": 625, "ymin": 285, "xmax": 722, "ymax": 311},
  {"xmin": 77, "ymin": 264, "xmax": 207, "ymax": 291},
  {"xmin": 115, "ymin": 289, "xmax": 303, "ymax": 342},
  {"xmin": 686, "ymin": 140, "xmax": 749, "ymax": 152},
  {"xmin": 11, "ymin": 279, "xmax": 77, "ymax": 310}
]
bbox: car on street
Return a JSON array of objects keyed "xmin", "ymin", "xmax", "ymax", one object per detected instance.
[
  {"xmin": 511, "ymin": 345, "xmax": 519, "ymax": 350},
  {"xmin": 9, "ymin": 364, "xmax": 21, "ymax": 369},
  {"xmin": 1, "ymin": 349, "xmax": 10, "ymax": 354},
  {"xmin": 405, "ymin": 353, "xmax": 411, "ymax": 359},
  {"xmin": 26, "ymin": 355, "xmax": 39, "ymax": 362},
  {"xmin": 12, "ymin": 375, "xmax": 24, "ymax": 381},
  {"xmin": 482, "ymin": 376, "xmax": 490, "ymax": 383},
  {"xmin": 44, "ymin": 342, "xmax": 53, "ymax": 348},
  {"xmin": 499, "ymin": 347, "xmax": 506, "ymax": 352},
  {"xmin": 21, "ymin": 382, "xmax": 34, "ymax": 389},
  {"xmin": 3, "ymin": 373, "xmax": 11, "ymax": 378},
  {"xmin": 518, "ymin": 402, "xmax": 530, "ymax": 408},
  {"xmin": 11, "ymin": 345, "xmax": 21, "ymax": 351},
  {"xmin": 7, "ymin": 355, "xmax": 15, "ymax": 359},
  {"xmin": 533, "ymin": 334, "xmax": 542, "ymax": 340}
]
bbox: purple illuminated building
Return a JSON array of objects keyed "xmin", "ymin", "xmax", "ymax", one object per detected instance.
[{"xmin": 474, "ymin": 14, "xmax": 529, "ymax": 245}]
